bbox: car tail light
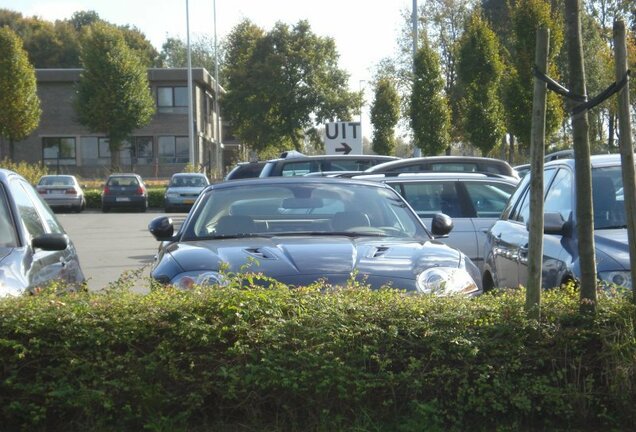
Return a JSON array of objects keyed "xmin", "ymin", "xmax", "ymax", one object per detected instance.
[
  {"xmin": 136, "ymin": 186, "xmax": 145, "ymax": 195},
  {"xmin": 37, "ymin": 187, "xmax": 46, "ymax": 194},
  {"xmin": 103, "ymin": 186, "xmax": 110, "ymax": 195},
  {"xmin": 65, "ymin": 188, "xmax": 77, "ymax": 195}
]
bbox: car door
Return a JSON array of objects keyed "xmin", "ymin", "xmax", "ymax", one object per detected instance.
[
  {"xmin": 487, "ymin": 169, "xmax": 556, "ymax": 289},
  {"xmin": 8, "ymin": 178, "xmax": 72, "ymax": 289},
  {"xmin": 517, "ymin": 167, "xmax": 573, "ymax": 288},
  {"xmin": 395, "ymin": 180, "xmax": 477, "ymax": 259}
]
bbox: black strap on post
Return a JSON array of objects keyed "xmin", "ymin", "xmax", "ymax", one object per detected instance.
[
  {"xmin": 532, "ymin": 66, "xmax": 587, "ymax": 102},
  {"xmin": 571, "ymin": 69, "xmax": 631, "ymax": 115},
  {"xmin": 534, "ymin": 66, "xmax": 631, "ymax": 115}
]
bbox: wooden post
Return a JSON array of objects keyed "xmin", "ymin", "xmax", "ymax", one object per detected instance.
[
  {"xmin": 613, "ymin": 20, "xmax": 636, "ymax": 303},
  {"xmin": 566, "ymin": 0, "xmax": 596, "ymax": 313},
  {"xmin": 526, "ymin": 27, "xmax": 549, "ymax": 319}
]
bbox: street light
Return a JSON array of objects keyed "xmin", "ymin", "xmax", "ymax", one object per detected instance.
[
  {"xmin": 213, "ymin": 0, "xmax": 223, "ymax": 177},
  {"xmin": 185, "ymin": 0, "xmax": 195, "ymax": 167}
]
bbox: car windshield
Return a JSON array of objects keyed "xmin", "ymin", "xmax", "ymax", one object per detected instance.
[
  {"xmin": 39, "ymin": 176, "xmax": 74, "ymax": 186},
  {"xmin": 109, "ymin": 177, "xmax": 138, "ymax": 187},
  {"xmin": 593, "ymin": 165, "xmax": 626, "ymax": 229},
  {"xmin": 182, "ymin": 182, "xmax": 430, "ymax": 241},
  {"xmin": 170, "ymin": 176, "xmax": 207, "ymax": 187}
]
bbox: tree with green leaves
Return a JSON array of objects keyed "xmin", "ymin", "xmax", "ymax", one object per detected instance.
[
  {"xmin": 223, "ymin": 19, "xmax": 360, "ymax": 154},
  {"xmin": 410, "ymin": 39, "xmax": 450, "ymax": 156},
  {"xmin": 457, "ymin": 12, "xmax": 505, "ymax": 155},
  {"xmin": 75, "ymin": 22, "xmax": 155, "ymax": 171},
  {"xmin": 0, "ymin": 9, "xmax": 160, "ymax": 68},
  {"xmin": 370, "ymin": 77, "xmax": 400, "ymax": 155},
  {"xmin": 160, "ymin": 35, "xmax": 220, "ymax": 75},
  {"xmin": 503, "ymin": 0, "xmax": 565, "ymax": 150},
  {"xmin": 0, "ymin": 27, "xmax": 41, "ymax": 160}
]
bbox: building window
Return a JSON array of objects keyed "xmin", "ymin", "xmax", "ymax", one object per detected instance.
[
  {"xmin": 158, "ymin": 136, "xmax": 189, "ymax": 163},
  {"xmin": 98, "ymin": 138, "xmax": 111, "ymax": 158},
  {"xmin": 131, "ymin": 137, "xmax": 153, "ymax": 164},
  {"xmin": 157, "ymin": 86, "xmax": 188, "ymax": 113},
  {"xmin": 42, "ymin": 137, "xmax": 76, "ymax": 166}
]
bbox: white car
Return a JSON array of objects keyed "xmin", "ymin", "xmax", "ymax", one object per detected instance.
[{"xmin": 36, "ymin": 175, "xmax": 86, "ymax": 213}]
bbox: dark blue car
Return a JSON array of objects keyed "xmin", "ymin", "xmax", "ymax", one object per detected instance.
[{"xmin": 483, "ymin": 154, "xmax": 631, "ymax": 291}]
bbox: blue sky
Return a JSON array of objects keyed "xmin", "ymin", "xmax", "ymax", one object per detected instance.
[{"xmin": 1, "ymin": 0, "xmax": 414, "ymax": 134}]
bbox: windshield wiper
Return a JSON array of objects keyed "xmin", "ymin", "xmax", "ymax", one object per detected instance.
[{"xmin": 267, "ymin": 231, "xmax": 386, "ymax": 237}]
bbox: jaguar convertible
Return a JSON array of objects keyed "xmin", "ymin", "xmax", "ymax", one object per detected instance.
[{"xmin": 148, "ymin": 177, "xmax": 482, "ymax": 295}]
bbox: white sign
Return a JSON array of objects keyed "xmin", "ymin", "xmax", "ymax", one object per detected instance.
[{"xmin": 324, "ymin": 121, "xmax": 362, "ymax": 155}]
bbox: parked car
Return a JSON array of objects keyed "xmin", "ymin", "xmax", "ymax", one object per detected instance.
[
  {"xmin": 356, "ymin": 172, "xmax": 518, "ymax": 272},
  {"xmin": 364, "ymin": 156, "xmax": 519, "ymax": 180},
  {"xmin": 101, "ymin": 173, "xmax": 148, "ymax": 213},
  {"xmin": 258, "ymin": 154, "xmax": 399, "ymax": 177},
  {"xmin": 224, "ymin": 160, "xmax": 267, "ymax": 180},
  {"xmin": 36, "ymin": 174, "xmax": 86, "ymax": 213},
  {"xmin": 148, "ymin": 177, "xmax": 482, "ymax": 295},
  {"xmin": 164, "ymin": 173, "xmax": 210, "ymax": 212},
  {"xmin": 482, "ymin": 154, "xmax": 631, "ymax": 291},
  {"xmin": 0, "ymin": 169, "xmax": 85, "ymax": 296}
]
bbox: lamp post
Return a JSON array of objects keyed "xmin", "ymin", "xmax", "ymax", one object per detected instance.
[
  {"xmin": 213, "ymin": 0, "xmax": 223, "ymax": 177},
  {"xmin": 185, "ymin": 0, "xmax": 195, "ymax": 167}
]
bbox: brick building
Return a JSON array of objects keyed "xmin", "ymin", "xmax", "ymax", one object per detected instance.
[{"xmin": 1, "ymin": 68, "xmax": 240, "ymax": 180}]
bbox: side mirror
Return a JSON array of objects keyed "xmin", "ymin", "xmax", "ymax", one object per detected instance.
[
  {"xmin": 148, "ymin": 216, "xmax": 175, "ymax": 241},
  {"xmin": 430, "ymin": 213, "xmax": 454, "ymax": 238},
  {"xmin": 542, "ymin": 212, "xmax": 573, "ymax": 236},
  {"xmin": 32, "ymin": 233, "xmax": 69, "ymax": 251}
]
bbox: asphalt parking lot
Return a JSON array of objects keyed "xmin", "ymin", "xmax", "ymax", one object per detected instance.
[{"xmin": 57, "ymin": 210, "xmax": 186, "ymax": 293}]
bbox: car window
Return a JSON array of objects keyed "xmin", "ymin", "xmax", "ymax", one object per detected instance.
[
  {"xmin": 509, "ymin": 168, "xmax": 555, "ymax": 222},
  {"xmin": 109, "ymin": 177, "xmax": 138, "ymax": 187},
  {"xmin": 0, "ymin": 185, "xmax": 18, "ymax": 247},
  {"xmin": 281, "ymin": 161, "xmax": 313, "ymax": 176},
  {"xmin": 464, "ymin": 181, "xmax": 516, "ymax": 217},
  {"xmin": 21, "ymin": 181, "xmax": 65, "ymax": 234},
  {"xmin": 395, "ymin": 181, "xmax": 446, "ymax": 218},
  {"xmin": 544, "ymin": 168, "xmax": 573, "ymax": 222},
  {"xmin": 9, "ymin": 179, "xmax": 46, "ymax": 239},
  {"xmin": 592, "ymin": 166, "xmax": 625, "ymax": 229}
]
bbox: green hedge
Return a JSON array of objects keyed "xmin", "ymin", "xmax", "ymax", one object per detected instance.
[
  {"xmin": 1, "ymin": 279, "xmax": 635, "ymax": 431},
  {"xmin": 84, "ymin": 188, "xmax": 165, "ymax": 209}
]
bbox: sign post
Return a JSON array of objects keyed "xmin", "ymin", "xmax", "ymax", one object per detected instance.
[{"xmin": 325, "ymin": 121, "xmax": 362, "ymax": 155}]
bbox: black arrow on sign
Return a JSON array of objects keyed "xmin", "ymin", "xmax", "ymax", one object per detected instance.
[{"xmin": 335, "ymin": 142, "xmax": 352, "ymax": 155}]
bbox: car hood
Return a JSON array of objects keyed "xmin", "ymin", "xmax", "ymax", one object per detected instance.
[
  {"xmin": 156, "ymin": 235, "xmax": 476, "ymax": 291},
  {"xmin": 594, "ymin": 228, "xmax": 631, "ymax": 270}
]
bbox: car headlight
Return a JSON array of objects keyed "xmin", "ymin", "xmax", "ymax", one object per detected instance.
[
  {"xmin": 417, "ymin": 267, "xmax": 479, "ymax": 296},
  {"xmin": 171, "ymin": 271, "xmax": 226, "ymax": 289},
  {"xmin": 598, "ymin": 271, "xmax": 632, "ymax": 289}
]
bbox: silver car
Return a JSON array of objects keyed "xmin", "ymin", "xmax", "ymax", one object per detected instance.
[
  {"xmin": 356, "ymin": 172, "xmax": 519, "ymax": 273},
  {"xmin": 36, "ymin": 175, "xmax": 86, "ymax": 213},
  {"xmin": 164, "ymin": 173, "xmax": 210, "ymax": 213}
]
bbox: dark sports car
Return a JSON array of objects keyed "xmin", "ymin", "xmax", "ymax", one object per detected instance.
[
  {"xmin": 0, "ymin": 169, "xmax": 85, "ymax": 296},
  {"xmin": 148, "ymin": 177, "xmax": 482, "ymax": 295}
]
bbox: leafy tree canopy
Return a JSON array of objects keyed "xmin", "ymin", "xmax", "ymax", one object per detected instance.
[
  {"xmin": 222, "ymin": 19, "xmax": 360, "ymax": 153},
  {"xmin": 0, "ymin": 8, "xmax": 160, "ymax": 67},
  {"xmin": 75, "ymin": 22, "xmax": 155, "ymax": 170},
  {"xmin": 410, "ymin": 40, "xmax": 450, "ymax": 155},
  {"xmin": 457, "ymin": 13, "xmax": 505, "ymax": 155},
  {"xmin": 370, "ymin": 77, "xmax": 400, "ymax": 155},
  {"xmin": 160, "ymin": 35, "xmax": 222, "ymax": 78},
  {"xmin": 0, "ymin": 26, "xmax": 41, "ymax": 156}
]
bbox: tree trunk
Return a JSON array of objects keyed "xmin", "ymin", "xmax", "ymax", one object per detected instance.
[
  {"xmin": 110, "ymin": 138, "xmax": 121, "ymax": 172},
  {"xmin": 526, "ymin": 27, "xmax": 550, "ymax": 319},
  {"xmin": 565, "ymin": 0, "xmax": 596, "ymax": 314},
  {"xmin": 613, "ymin": 20, "xmax": 636, "ymax": 305},
  {"xmin": 607, "ymin": 113, "xmax": 615, "ymax": 150}
]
